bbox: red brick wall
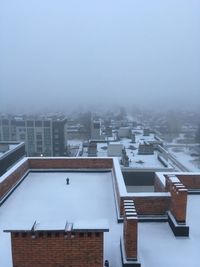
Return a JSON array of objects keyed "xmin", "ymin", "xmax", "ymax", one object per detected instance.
[
  {"xmin": 28, "ymin": 158, "xmax": 113, "ymax": 170},
  {"xmin": 11, "ymin": 231, "xmax": 103, "ymax": 267},
  {"xmin": 0, "ymin": 158, "xmax": 113, "ymax": 200},
  {"xmin": 177, "ymin": 174, "xmax": 200, "ymax": 190},
  {"xmin": 124, "ymin": 217, "xmax": 137, "ymax": 259},
  {"xmin": 0, "ymin": 159, "xmax": 29, "ymax": 199},
  {"xmin": 166, "ymin": 176, "xmax": 188, "ymax": 223},
  {"xmin": 123, "ymin": 201, "xmax": 138, "ymax": 260},
  {"xmin": 120, "ymin": 195, "xmax": 170, "ymax": 216}
]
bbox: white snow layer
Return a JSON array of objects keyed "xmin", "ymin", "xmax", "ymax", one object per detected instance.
[
  {"xmin": 0, "ymin": 171, "xmax": 122, "ymax": 267},
  {"xmin": 1, "ymin": 171, "xmax": 200, "ymax": 267}
]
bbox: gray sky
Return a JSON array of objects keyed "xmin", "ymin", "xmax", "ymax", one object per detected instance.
[{"xmin": 0, "ymin": 0, "xmax": 200, "ymax": 113}]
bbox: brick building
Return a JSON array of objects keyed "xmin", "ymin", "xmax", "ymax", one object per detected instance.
[{"xmin": 0, "ymin": 157, "xmax": 200, "ymax": 267}]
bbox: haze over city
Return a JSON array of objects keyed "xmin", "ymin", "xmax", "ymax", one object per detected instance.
[{"xmin": 0, "ymin": 0, "xmax": 200, "ymax": 113}]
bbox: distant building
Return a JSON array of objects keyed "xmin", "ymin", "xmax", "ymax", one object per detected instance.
[
  {"xmin": 143, "ymin": 128, "xmax": 150, "ymax": 136},
  {"xmin": 105, "ymin": 126, "xmax": 112, "ymax": 137},
  {"xmin": 0, "ymin": 141, "xmax": 25, "ymax": 176},
  {"xmin": 107, "ymin": 143, "xmax": 123, "ymax": 157},
  {"xmin": 121, "ymin": 147, "xmax": 129, "ymax": 167},
  {"xmin": 88, "ymin": 141, "xmax": 97, "ymax": 156},
  {"xmin": 91, "ymin": 120, "xmax": 104, "ymax": 140},
  {"xmin": 131, "ymin": 133, "xmax": 136, "ymax": 143},
  {"xmin": 138, "ymin": 141, "xmax": 154, "ymax": 155},
  {"xmin": 0, "ymin": 115, "xmax": 67, "ymax": 156},
  {"xmin": 65, "ymin": 125, "xmax": 88, "ymax": 140},
  {"xmin": 118, "ymin": 127, "xmax": 132, "ymax": 138}
]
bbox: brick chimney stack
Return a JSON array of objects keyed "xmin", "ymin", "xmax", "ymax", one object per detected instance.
[{"xmin": 123, "ymin": 200, "xmax": 138, "ymax": 260}]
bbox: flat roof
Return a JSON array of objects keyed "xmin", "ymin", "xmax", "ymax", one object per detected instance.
[
  {"xmin": 81, "ymin": 133, "xmax": 172, "ymax": 169},
  {"xmin": 139, "ymin": 195, "xmax": 200, "ymax": 267},
  {"xmin": 0, "ymin": 171, "xmax": 122, "ymax": 267},
  {"xmin": 1, "ymin": 159, "xmax": 200, "ymax": 266},
  {"xmin": 121, "ymin": 138, "xmax": 170, "ymax": 169}
]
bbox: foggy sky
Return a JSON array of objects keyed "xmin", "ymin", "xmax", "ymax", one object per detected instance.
[{"xmin": 0, "ymin": 0, "xmax": 200, "ymax": 113}]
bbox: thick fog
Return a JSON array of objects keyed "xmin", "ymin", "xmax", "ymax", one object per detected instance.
[{"xmin": 0, "ymin": 0, "xmax": 200, "ymax": 113}]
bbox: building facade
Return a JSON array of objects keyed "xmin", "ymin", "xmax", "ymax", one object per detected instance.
[{"xmin": 0, "ymin": 116, "xmax": 67, "ymax": 156}]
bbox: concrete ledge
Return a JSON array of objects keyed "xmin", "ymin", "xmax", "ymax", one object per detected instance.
[
  {"xmin": 120, "ymin": 238, "xmax": 141, "ymax": 267},
  {"xmin": 118, "ymin": 215, "xmax": 168, "ymax": 223},
  {"xmin": 138, "ymin": 215, "xmax": 168, "ymax": 222},
  {"xmin": 188, "ymin": 189, "xmax": 200, "ymax": 195},
  {"xmin": 167, "ymin": 211, "xmax": 189, "ymax": 237},
  {"xmin": 29, "ymin": 169, "xmax": 111, "ymax": 173},
  {"xmin": 118, "ymin": 217, "xmax": 124, "ymax": 223}
]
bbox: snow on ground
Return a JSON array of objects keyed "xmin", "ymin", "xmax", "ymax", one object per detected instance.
[
  {"xmin": 167, "ymin": 146, "xmax": 200, "ymax": 172},
  {"xmin": 139, "ymin": 195, "xmax": 200, "ymax": 267},
  {"xmin": 0, "ymin": 171, "xmax": 122, "ymax": 267}
]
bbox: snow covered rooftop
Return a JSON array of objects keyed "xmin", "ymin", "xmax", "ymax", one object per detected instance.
[
  {"xmin": 121, "ymin": 138, "xmax": 172, "ymax": 170},
  {"xmin": 80, "ymin": 131, "xmax": 172, "ymax": 170},
  {"xmin": 0, "ymin": 170, "xmax": 122, "ymax": 267},
  {"xmin": 167, "ymin": 146, "xmax": 200, "ymax": 172},
  {"xmin": 1, "ymin": 156, "xmax": 200, "ymax": 267},
  {"xmin": 139, "ymin": 195, "xmax": 200, "ymax": 267}
]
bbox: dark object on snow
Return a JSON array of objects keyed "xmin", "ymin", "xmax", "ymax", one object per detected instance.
[
  {"xmin": 105, "ymin": 260, "xmax": 109, "ymax": 267},
  {"xmin": 66, "ymin": 178, "xmax": 70, "ymax": 185}
]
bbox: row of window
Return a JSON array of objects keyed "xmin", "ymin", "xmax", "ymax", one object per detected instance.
[{"xmin": 0, "ymin": 120, "xmax": 52, "ymax": 127}]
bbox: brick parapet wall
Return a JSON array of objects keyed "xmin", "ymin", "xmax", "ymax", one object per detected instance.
[
  {"xmin": 120, "ymin": 195, "xmax": 170, "ymax": 217},
  {"xmin": 166, "ymin": 175, "xmax": 188, "ymax": 223},
  {"xmin": 123, "ymin": 200, "xmax": 138, "ymax": 260},
  {"xmin": 0, "ymin": 159, "xmax": 29, "ymax": 200},
  {"xmin": 11, "ymin": 231, "xmax": 103, "ymax": 267},
  {"xmin": 0, "ymin": 157, "xmax": 114, "ymax": 202},
  {"xmin": 28, "ymin": 158, "xmax": 113, "ymax": 170},
  {"xmin": 176, "ymin": 174, "xmax": 200, "ymax": 190}
]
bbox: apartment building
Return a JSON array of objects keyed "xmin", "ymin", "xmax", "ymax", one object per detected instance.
[{"xmin": 0, "ymin": 115, "xmax": 67, "ymax": 156}]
